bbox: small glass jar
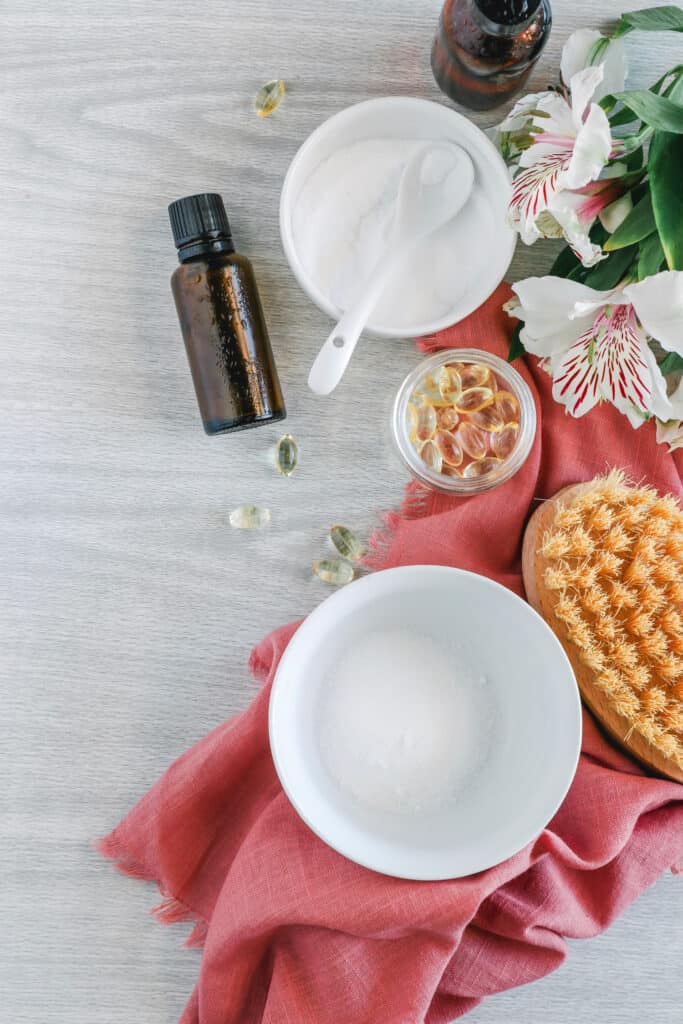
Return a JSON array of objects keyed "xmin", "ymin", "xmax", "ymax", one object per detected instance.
[{"xmin": 392, "ymin": 349, "xmax": 536, "ymax": 494}]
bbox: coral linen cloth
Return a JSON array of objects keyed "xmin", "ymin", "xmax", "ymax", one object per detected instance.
[{"xmin": 100, "ymin": 283, "xmax": 683, "ymax": 1024}]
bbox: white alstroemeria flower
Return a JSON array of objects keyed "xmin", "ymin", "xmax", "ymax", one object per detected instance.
[
  {"xmin": 656, "ymin": 413, "xmax": 683, "ymax": 452},
  {"xmin": 495, "ymin": 91, "xmax": 549, "ymax": 171},
  {"xmin": 560, "ymin": 29, "xmax": 626, "ymax": 99},
  {"xmin": 499, "ymin": 91, "xmax": 550, "ymax": 137},
  {"xmin": 508, "ymin": 66, "xmax": 615, "ymax": 246},
  {"xmin": 544, "ymin": 170, "xmax": 632, "ymax": 267},
  {"xmin": 511, "ymin": 271, "xmax": 683, "ymax": 424},
  {"xmin": 654, "ymin": 375, "xmax": 683, "ymax": 451},
  {"xmin": 500, "ymin": 29, "xmax": 626, "ymax": 261}
]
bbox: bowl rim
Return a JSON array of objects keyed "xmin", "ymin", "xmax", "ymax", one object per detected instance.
[
  {"xmin": 268, "ymin": 564, "xmax": 582, "ymax": 880},
  {"xmin": 279, "ymin": 96, "xmax": 517, "ymax": 339}
]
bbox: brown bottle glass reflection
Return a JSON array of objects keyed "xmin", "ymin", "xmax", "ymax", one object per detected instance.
[
  {"xmin": 172, "ymin": 254, "xmax": 285, "ymax": 434},
  {"xmin": 432, "ymin": 0, "xmax": 552, "ymax": 111}
]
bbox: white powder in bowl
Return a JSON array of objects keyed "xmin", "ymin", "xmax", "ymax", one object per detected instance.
[
  {"xmin": 318, "ymin": 629, "xmax": 490, "ymax": 814},
  {"xmin": 290, "ymin": 137, "xmax": 496, "ymax": 331}
]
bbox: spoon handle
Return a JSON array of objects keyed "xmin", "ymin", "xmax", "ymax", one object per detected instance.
[{"xmin": 307, "ymin": 261, "xmax": 396, "ymax": 396}]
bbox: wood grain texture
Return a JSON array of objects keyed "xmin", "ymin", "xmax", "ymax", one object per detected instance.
[{"xmin": 1, "ymin": 2, "xmax": 681, "ymax": 1022}]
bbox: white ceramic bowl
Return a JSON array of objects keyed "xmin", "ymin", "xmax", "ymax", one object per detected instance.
[
  {"xmin": 279, "ymin": 97, "xmax": 516, "ymax": 339},
  {"xmin": 269, "ymin": 566, "xmax": 582, "ymax": 880}
]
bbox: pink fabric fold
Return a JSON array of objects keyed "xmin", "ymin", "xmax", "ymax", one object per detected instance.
[{"xmin": 100, "ymin": 282, "xmax": 683, "ymax": 1024}]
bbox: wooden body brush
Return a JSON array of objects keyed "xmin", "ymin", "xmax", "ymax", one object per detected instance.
[{"xmin": 522, "ymin": 471, "xmax": 683, "ymax": 783}]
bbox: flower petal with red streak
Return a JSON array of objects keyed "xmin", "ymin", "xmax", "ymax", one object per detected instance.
[
  {"xmin": 509, "ymin": 153, "xmax": 571, "ymax": 243},
  {"xmin": 551, "ymin": 305, "xmax": 666, "ymax": 419}
]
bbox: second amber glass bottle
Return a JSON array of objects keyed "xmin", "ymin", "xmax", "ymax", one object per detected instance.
[{"xmin": 432, "ymin": 0, "xmax": 552, "ymax": 111}]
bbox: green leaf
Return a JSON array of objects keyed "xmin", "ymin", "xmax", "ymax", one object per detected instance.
[
  {"xmin": 630, "ymin": 181, "xmax": 648, "ymax": 204},
  {"xmin": 584, "ymin": 246, "xmax": 636, "ymax": 289},
  {"xmin": 588, "ymin": 36, "xmax": 611, "ymax": 62},
  {"xmin": 649, "ymin": 131, "xmax": 683, "ymax": 269},
  {"xmin": 608, "ymin": 105, "xmax": 640, "ymax": 127},
  {"xmin": 610, "ymin": 90, "xmax": 683, "ymax": 132},
  {"xmin": 617, "ymin": 128, "xmax": 654, "ymax": 159},
  {"xmin": 567, "ymin": 265, "xmax": 589, "ymax": 282},
  {"xmin": 614, "ymin": 6, "xmax": 683, "ymax": 37},
  {"xmin": 624, "ymin": 147, "xmax": 644, "ymax": 171},
  {"xmin": 663, "ymin": 63, "xmax": 683, "ymax": 104},
  {"xmin": 652, "ymin": 64, "xmax": 683, "ymax": 95},
  {"xmin": 549, "ymin": 244, "xmax": 582, "ymax": 278},
  {"xmin": 637, "ymin": 231, "xmax": 666, "ymax": 279},
  {"xmin": 507, "ymin": 321, "xmax": 525, "ymax": 363},
  {"xmin": 589, "ymin": 220, "xmax": 609, "ymax": 246},
  {"xmin": 659, "ymin": 351, "xmax": 683, "ymax": 375},
  {"xmin": 604, "ymin": 194, "xmax": 655, "ymax": 250}
]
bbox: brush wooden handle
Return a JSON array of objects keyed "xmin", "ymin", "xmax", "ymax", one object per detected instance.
[{"xmin": 523, "ymin": 485, "xmax": 683, "ymax": 784}]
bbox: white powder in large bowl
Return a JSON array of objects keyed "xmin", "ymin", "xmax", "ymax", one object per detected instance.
[{"xmin": 318, "ymin": 629, "xmax": 490, "ymax": 813}]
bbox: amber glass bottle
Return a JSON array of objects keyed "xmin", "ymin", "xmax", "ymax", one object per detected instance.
[
  {"xmin": 431, "ymin": 0, "xmax": 552, "ymax": 111},
  {"xmin": 169, "ymin": 193, "xmax": 286, "ymax": 435}
]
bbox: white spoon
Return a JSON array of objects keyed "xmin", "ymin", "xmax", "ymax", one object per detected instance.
[{"xmin": 307, "ymin": 142, "xmax": 475, "ymax": 396}]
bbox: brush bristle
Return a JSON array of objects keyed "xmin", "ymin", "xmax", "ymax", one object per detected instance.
[{"xmin": 541, "ymin": 470, "xmax": 683, "ymax": 768}]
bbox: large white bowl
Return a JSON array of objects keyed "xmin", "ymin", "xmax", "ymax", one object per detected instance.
[
  {"xmin": 269, "ymin": 566, "xmax": 582, "ymax": 880},
  {"xmin": 279, "ymin": 97, "xmax": 516, "ymax": 339}
]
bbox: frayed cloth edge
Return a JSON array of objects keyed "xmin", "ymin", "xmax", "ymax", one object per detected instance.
[
  {"xmin": 95, "ymin": 833, "xmax": 209, "ymax": 949},
  {"xmin": 363, "ymin": 482, "xmax": 437, "ymax": 571}
]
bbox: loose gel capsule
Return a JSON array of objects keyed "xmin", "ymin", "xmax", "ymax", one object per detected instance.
[
  {"xmin": 420, "ymin": 439, "xmax": 443, "ymax": 473},
  {"xmin": 456, "ymin": 421, "xmax": 489, "ymax": 460},
  {"xmin": 437, "ymin": 365, "xmax": 462, "ymax": 404},
  {"xmin": 462, "ymin": 457, "xmax": 503, "ymax": 479},
  {"xmin": 313, "ymin": 558, "xmax": 354, "ymax": 585},
  {"xmin": 494, "ymin": 390, "xmax": 520, "ymax": 423},
  {"xmin": 492, "ymin": 422, "xmax": 520, "ymax": 459},
  {"xmin": 229, "ymin": 505, "xmax": 271, "ymax": 529},
  {"xmin": 415, "ymin": 403, "xmax": 437, "ymax": 442},
  {"xmin": 254, "ymin": 79, "xmax": 285, "ymax": 117},
  {"xmin": 407, "ymin": 402, "xmax": 419, "ymax": 440},
  {"xmin": 275, "ymin": 433, "xmax": 298, "ymax": 476},
  {"xmin": 457, "ymin": 362, "xmax": 492, "ymax": 390},
  {"xmin": 437, "ymin": 406, "xmax": 459, "ymax": 430},
  {"xmin": 455, "ymin": 386, "xmax": 495, "ymax": 413},
  {"xmin": 330, "ymin": 525, "xmax": 364, "ymax": 562},
  {"xmin": 414, "ymin": 372, "xmax": 445, "ymax": 405},
  {"xmin": 470, "ymin": 403, "xmax": 504, "ymax": 433},
  {"xmin": 435, "ymin": 429, "xmax": 463, "ymax": 467}
]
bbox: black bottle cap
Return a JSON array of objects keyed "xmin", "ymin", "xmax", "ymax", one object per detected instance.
[
  {"xmin": 476, "ymin": 0, "xmax": 542, "ymax": 26},
  {"xmin": 168, "ymin": 193, "xmax": 233, "ymax": 251}
]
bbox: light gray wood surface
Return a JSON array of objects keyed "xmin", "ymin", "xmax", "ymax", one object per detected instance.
[{"xmin": 2, "ymin": 2, "xmax": 681, "ymax": 1021}]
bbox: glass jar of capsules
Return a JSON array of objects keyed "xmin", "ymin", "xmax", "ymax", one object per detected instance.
[{"xmin": 392, "ymin": 349, "xmax": 536, "ymax": 494}]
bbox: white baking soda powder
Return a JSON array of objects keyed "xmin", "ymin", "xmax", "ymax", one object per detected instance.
[
  {"xmin": 318, "ymin": 629, "xmax": 490, "ymax": 813},
  {"xmin": 291, "ymin": 137, "xmax": 493, "ymax": 330}
]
